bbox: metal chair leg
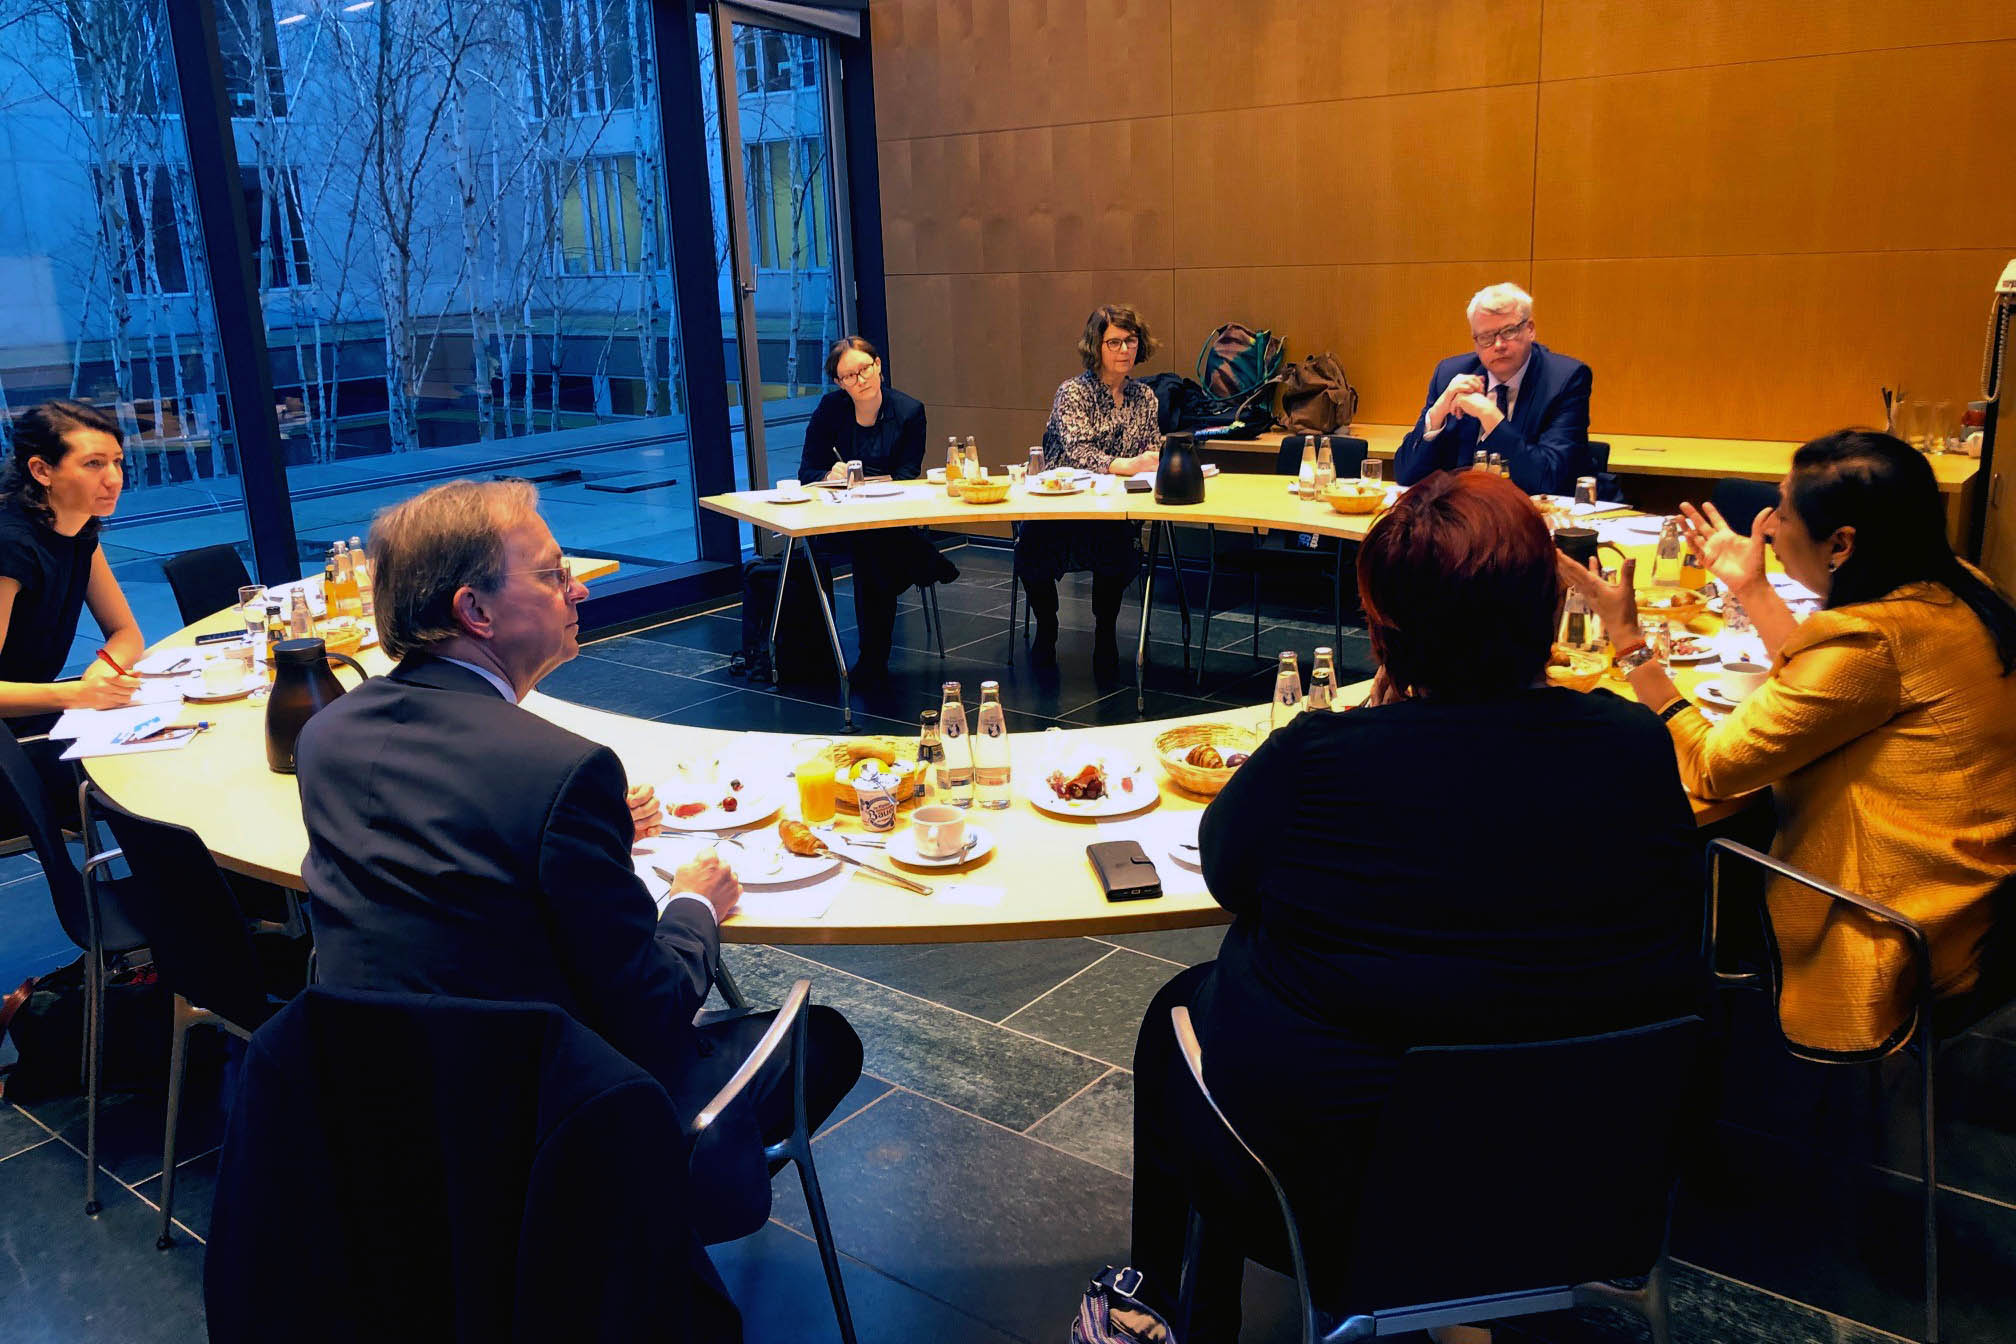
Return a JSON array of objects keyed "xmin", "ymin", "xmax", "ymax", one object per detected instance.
[
  {"xmin": 84, "ymin": 951, "xmax": 104, "ymax": 1216},
  {"xmin": 1250, "ymin": 570, "xmax": 1262, "ymax": 660},
  {"xmin": 787, "ymin": 1135, "xmax": 858, "ymax": 1344},
  {"xmin": 1332, "ymin": 539, "xmax": 1346, "ymax": 653},
  {"xmin": 1921, "ymin": 1031, "xmax": 1941, "ymax": 1344},
  {"xmin": 927, "ymin": 584, "xmax": 947, "ymax": 658},
  {"xmin": 156, "ymin": 996, "xmax": 195, "ymax": 1249},
  {"xmin": 1197, "ymin": 527, "xmax": 1217, "ymax": 689},
  {"xmin": 1175, "ymin": 1206, "xmax": 1205, "ymax": 1341}
]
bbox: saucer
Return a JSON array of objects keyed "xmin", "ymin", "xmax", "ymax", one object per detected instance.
[
  {"xmin": 184, "ymin": 673, "xmax": 263, "ymax": 703},
  {"xmin": 766, "ymin": 492, "xmax": 812, "ymax": 505},
  {"xmin": 851, "ymin": 483, "xmax": 904, "ymax": 498},
  {"xmin": 886, "ymin": 823, "xmax": 995, "ymax": 868},
  {"xmin": 1692, "ymin": 679, "xmax": 1749, "ymax": 712}
]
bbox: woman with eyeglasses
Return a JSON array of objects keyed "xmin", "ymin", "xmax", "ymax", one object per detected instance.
[
  {"xmin": 0, "ymin": 400, "xmax": 145, "ymax": 831},
  {"xmin": 794, "ymin": 336, "xmax": 954, "ymax": 684},
  {"xmin": 1016, "ymin": 303, "xmax": 1163, "ymax": 677},
  {"xmin": 1564, "ymin": 429, "xmax": 2016, "ymax": 1056}
]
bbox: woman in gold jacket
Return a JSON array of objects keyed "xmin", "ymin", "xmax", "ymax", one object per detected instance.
[{"xmin": 1566, "ymin": 430, "xmax": 2016, "ymax": 1055}]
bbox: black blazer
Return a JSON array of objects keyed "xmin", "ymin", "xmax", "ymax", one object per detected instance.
[
  {"xmin": 796, "ymin": 384, "xmax": 927, "ymax": 484},
  {"xmin": 1392, "ymin": 343, "xmax": 1593, "ymax": 495},
  {"xmin": 1190, "ymin": 688, "xmax": 1701, "ymax": 1159},
  {"xmin": 296, "ymin": 655, "xmax": 722, "ymax": 1115}
]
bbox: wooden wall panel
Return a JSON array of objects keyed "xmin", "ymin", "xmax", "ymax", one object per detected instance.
[
  {"xmin": 1173, "ymin": 85, "xmax": 1536, "ymax": 268},
  {"xmin": 1540, "ymin": 0, "xmax": 2016, "ymax": 80},
  {"xmin": 1169, "ymin": 0, "xmax": 1539, "ymax": 112},
  {"xmin": 870, "ymin": 0, "xmax": 1172, "ymax": 143},
  {"xmin": 1535, "ymin": 251, "xmax": 2007, "ymax": 440},
  {"xmin": 1536, "ymin": 42, "xmax": 2016, "ymax": 260},
  {"xmin": 1172, "ymin": 262, "xmax": 1529, "ymax": 424}
]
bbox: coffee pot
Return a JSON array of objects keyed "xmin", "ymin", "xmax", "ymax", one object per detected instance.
[
  {"xmin": 1552, "ymin": 526, "xmax": 1625, "ymax": 576},
  {"xmin": 266, "ymin": 637, "xmax": 367, "ymax": 774},
  {"xmin": 1154, "ymin": 431, "xmax": 1206, "ymax": 505}
]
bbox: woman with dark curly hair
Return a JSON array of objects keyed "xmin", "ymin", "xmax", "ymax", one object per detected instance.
[
  {"xmin": 1014, "ymin": 303, "xmax": 1163, "ymax": 677},
  {"xmin": 0, "ymin": 400, "xmax": 144, "ymax": 723}
]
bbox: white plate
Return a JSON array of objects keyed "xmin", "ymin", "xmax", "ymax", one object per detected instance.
[
  {"xmin": 183, "ymin": 674, "xmax": 263, "ymax": 703},
  {"xmin": 1692, "ymin": 679, "xmax": 1748, "ymax": 712},
  {"xmin": 1666, "ymin": 634, "xmax": 1721, "ymax": 665},
  {"xmin": 1029, "ymin": 480, "xmax": 1090, "ymax": 497},
  {"xmin": 644, "ymin": 830, "xmax": 838, "ymax": 887},
  {"xmin": 1024, "ymin": 762, "xmax": 1156, "ymax": 817},
  {"xmin": 883, "ymin": 824, "xmax": 996, "ymax": 868},
  {"xmin": 1167, "ymin": 841, "xmax": 1202, "ymax": 871},
  {"xmin": 850, "ymin": 483, "xmax": 905, "ymax": 498},
  {"xmin": 658, "ymin": 766, "xmax": 782, "ymax": 831},
  {"xmin": 766, "ymin": 492, "xmax": 812, "ymax": 505}
]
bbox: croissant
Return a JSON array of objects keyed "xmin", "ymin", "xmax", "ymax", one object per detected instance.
[
  {"xmin": 779, "ymin": 819, "xmax": 826, "ymax": 857},
  {"xmin": 1185, "ymin": 744, "xmax": 1224, "ymax": 769}
]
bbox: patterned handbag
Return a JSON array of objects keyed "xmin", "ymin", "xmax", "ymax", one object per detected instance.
[{"xmin": 1070, "ymin": 1265, "xmax": 1177, "ymax": 1343}]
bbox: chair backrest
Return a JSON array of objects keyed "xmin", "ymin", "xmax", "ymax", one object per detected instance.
[
  {"xmin": 1588, "ymin": 440, "xmax": 1611, "ymax": 473},
  {"xmin": 1342, "ymin": 1015, "xmax": 1707, "ymax": 1312},
  {"xmin": 1273, "ymin": 435, "xmax": 1369, "ymax": 479},
  {"xmin": 207, "ymin": 987, "xmax": 735, "ymax": 1344},
  {"xmin": 161, "ymin": 543, "xmax": 252, "ymax": 626},
  {"xmin": 0, "ymin": 724, "xmax": 90, "ymax": 949},
  {"xmin": 87, "ymin": 786, "xmax": 274, "ymax": 1030},
  {"xmin": 1710, "ymin": 478, "xmax": 1781, "ymax": 537},
  {"xmin": 685, "ymin": 978, "xmax": 811, "ymax": 1244}
]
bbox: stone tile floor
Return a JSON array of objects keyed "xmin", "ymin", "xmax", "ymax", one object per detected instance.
[{"xmin": 2, "ymin": 541, "xmax": 2010, "ymax": 1342}]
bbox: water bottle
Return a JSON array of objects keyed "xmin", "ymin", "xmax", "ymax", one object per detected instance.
[
  {"xmin": 915, "ymin": 709, "xmax": 943, "ymax": 805},
  {"xmin": 1312, "ymin": 438, "xmax": 1335, "ymax": 493},
  {"xmin": 1307, "ymin": 667, "xmax": 1334, "ymax": 711},
  {"xmin": 1270, "ymin": 651, "xmax": 1302, "ymax": 732},
  {"xmin": 1311, "ymin": 647, "xmax": 1341, "ymax": 710},
  {"xmin": 937, "ymin": 681, "xmax": 973, "ymax": 806},
  {"xmin": 1297, "ymin": 440, "xmax": 1317, "ymax": 499},
  {"xmin": 973, "ymin": 681, "xmax": 1011, "ymax": 809}
]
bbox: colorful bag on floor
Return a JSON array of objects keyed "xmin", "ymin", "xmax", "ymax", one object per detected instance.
[{"xmin": 1070, "ymin": 1265, "xmax": 1178, "ymax": 1343}]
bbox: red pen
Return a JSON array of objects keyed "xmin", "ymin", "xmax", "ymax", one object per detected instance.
[{"xmin": 94, "ymin": 648, "xmax": 133, "ymax": 678}]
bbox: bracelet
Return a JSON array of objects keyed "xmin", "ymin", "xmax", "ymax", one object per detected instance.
[
  {"xmin": 1657, "ymin": 698, "xmax": 1693, "ymax": 722},
  {"xmin": 1611, "ymin": 639, "xmax": 1647, "ymax": 663}
]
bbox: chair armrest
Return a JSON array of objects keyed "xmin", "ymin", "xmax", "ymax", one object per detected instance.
[
  {"xmin": 692, "ymin": 977, "xmax": 810, "ymax": 1134},
  {"xmin": 82, "ymin": 846, "xmax": 125, "ymax": 878}
]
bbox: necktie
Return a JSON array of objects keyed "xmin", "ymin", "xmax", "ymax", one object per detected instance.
[{"xmin": 1494, "ymin": 383, "xmax": 1510, "ymax": 419}]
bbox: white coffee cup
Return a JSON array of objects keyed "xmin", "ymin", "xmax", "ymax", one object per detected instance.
[
  {"xmin": 774, "ymin": 478, "xmax": 803, "ymax": 499},
  {"xmin": 911, "ymin": 804, "xmax": 967, "ymax": 858},
  {"xmin": 1719, "ymin": 659, "xmax": 1769, "ymax": 700},
  {"xmin": 201, "ymin": 651, "xmax": 240, "ymax": 693},
  {"xmin": 926, "ymin": 466, "xmax": 947, "ymax": 483}
]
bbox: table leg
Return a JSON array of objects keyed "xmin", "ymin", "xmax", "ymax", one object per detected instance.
[
  {"xmin": 1163, "ymin": 522, "xmax": 1192, "ymax": 672},
  {"xmin": 806, "ymin": 559, "xmax": 854, "ymax": 732},
  {"xmin": 1136, "ymin": 522, "xmax": 1158, "ymax": 717},
  {"xmin": 767, "ymin": 532, "xmax": 795, "ymax": 686}
]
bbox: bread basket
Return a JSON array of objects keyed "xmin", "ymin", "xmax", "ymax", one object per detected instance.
[
  {"xmin": 831, "ymin": 736, "xmax": 925, "ymax": 810},
  {"xmin": 1323, "ymin": 482, "xmax": 1383, "ymax": 515},
  {"xmin": 1153, "ymin": 723, "xmax": 1259, "ymax": 797},
  {"xmin": 959, "ymin": 477, "xmax": 1011, "ymax": 504}
]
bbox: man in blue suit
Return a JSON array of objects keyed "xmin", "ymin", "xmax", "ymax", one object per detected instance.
[{"xmin": 1393, "ymin": 283, "xmax": 1592, "ymax": 496}]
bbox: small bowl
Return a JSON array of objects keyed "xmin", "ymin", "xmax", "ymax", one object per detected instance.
[
  {"xmin": 960, "ymin": 478, "xmax": 1011, "ymax": 504},
  {"xmin": 1545, "ymin": 644, "xmax": 1607, "ymax": 692},
  {"xmin": 1323, "ymin": 483, "xmax": 1383, "ymax": 515}
]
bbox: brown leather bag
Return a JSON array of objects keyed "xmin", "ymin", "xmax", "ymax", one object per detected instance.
[{"xmin": 1278, "ymin": 352, "xmax": 1359, "ymax": 434}]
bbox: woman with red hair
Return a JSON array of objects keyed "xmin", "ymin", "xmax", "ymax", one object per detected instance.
[{"xmin": 1125, "ymin": 471, "xmax": 1702, "ymax": 1340}]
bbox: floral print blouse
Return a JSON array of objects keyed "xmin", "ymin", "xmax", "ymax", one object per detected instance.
[{"xmin": 1041, "ymin": 371, "xmax": 1162, "ymax": 472}]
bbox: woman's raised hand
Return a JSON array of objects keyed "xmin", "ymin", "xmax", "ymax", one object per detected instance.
[{"xmin": 1678, "ymin": 500, "xmax": 1769, "ymax": 594}]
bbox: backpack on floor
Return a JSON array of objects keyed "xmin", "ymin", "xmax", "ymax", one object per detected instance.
[
  {"xmin": 1070, "ymin": 1265, "xmax": 1179, "ymax": 1344},
  {"xmin": 0, "ymin": 956, "xmax": 171, "ymax": 1102},
  {"xmin": 736, "ymin": 546, "xmax": 839, "ymax": 683}
]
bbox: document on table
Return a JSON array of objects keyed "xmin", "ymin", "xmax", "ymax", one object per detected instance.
[{"xmin": 55, "ymin": 707, "xmax": 201, "ymax": 760}]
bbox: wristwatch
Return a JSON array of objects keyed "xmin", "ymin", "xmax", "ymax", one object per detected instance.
[{"xmin": 1614, "ymin": 641, "xmax": 1659, "ymax": 674}]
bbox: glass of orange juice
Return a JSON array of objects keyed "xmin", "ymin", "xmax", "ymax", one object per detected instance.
[{"xmin": 794, "ymin": 736, "xmax": 838, "ymax": 827}]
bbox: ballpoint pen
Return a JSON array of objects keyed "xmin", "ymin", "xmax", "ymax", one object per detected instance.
[
  {"xmin": 124, "ymin": 720, "xmax": 211, "ymax": 745},
  {"xmin": 96, "ymin": 649, "xmax": 192, "ymax": 679}
]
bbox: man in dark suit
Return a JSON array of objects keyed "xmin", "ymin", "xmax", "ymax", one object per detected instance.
[
  {"xmin": 1392, "ymin": 283, "xmax": 1592, "ymax": 496},
  {"xmin": 295, "ymin": 480, "xmax": 863, "ymax": 1187}
]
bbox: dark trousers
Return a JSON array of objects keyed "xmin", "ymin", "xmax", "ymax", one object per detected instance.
[
  {"xmin": 1022, "ymin": 570, "xmax": 1132, "ymax": 647},
  {"xmin": 1132, "ymin": 963, "xmax": 1361, "ymax": 1343}
]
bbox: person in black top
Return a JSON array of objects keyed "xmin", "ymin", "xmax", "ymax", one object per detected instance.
[
  {"xmin": 0, "ymin": 401, "xmax": 145, "ymax": 835},
  {"xmin": 794, "ymin": 336, "xmax": 956, "ymax": 684},
  {"xmin": 1125, "ymin": 470, "xmax": 1702, "ymax": 1342}
]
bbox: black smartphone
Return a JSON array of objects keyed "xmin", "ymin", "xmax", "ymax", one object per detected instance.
[
  {"xmin": 1087, "ymin": 840, "xmax": 1161, "ymax": 902},
  {"xmin": 1123, "ymin": 476, "xmax": 1152, "ymax": 493},
  {"xmin": 194, "ymin": 630, "xmax": 244, "ymax": 645}
]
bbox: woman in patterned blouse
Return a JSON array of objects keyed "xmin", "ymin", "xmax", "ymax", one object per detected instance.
[{"xmin": 1016, "ymin": 303, "xmax": 1164, "ymax": 676}]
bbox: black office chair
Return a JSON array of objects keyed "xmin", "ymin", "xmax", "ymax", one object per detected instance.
[
  {"xmin": 0, "ymin": 726, "xmax": 152, "ymax": 1217},
  {"xmin": 1706, "ymin": 840, "xmax": 2016, "ymax": 1344},
  {"xmin": 160, "ymin": 544, "xmax": 253, "ymax": 626},
  {"xmin": 1171, "ymin": 1005, "xmax": 1707, "ymax": 1343},
  {"xmin": 1710, "ymin": 478, "xmax": 1782, "ymax": 537},
  {"xmin": 688, "ymin": 977, "xmax": 858, "ymax": 1344},
  {"xmin": 1587, "ymin": 440, "xmax": 1627, "ymax": 504},
  {"xmin": 205, "ymin": 988, "xmax": 743, "ymax": 1344},
  {"xmin": 1197, "ymin": 435, "xmax": 1366, "ymax": 675},
  {"xmin": 83, "ymin": 786, "xmax": 307, "ymax": 1248}
]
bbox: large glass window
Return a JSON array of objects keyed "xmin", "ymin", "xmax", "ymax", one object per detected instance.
[
  {"xmin": 239, "ymin": 0, "xmax": 698, "ymax": 580},
  {"xmin": 0, "ymin": 0, "xmax": 247, "ymax": 671}
]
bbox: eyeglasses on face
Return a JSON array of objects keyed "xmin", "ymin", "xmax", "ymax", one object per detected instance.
[
  {"xmin": 508, "ymin": 564, "xmax": 576, "ymax": 593},
  {"xmin": 1102, "ymin": 336, "xmax": 1140, "ymax": 351},
  {"xmin": 836, "ymin": 360, "xmax": 880, "ymax": 387},
  {"xmin": 1471, "ymin": 318, "xmax": 1532, "ymax": 349}
]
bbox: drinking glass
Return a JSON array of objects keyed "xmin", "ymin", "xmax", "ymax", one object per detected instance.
[
  {"xmin": 1929, "ymin": 401, "xmax": 1955, "ymax": 455},
  {"xmin": 1359, "ymin": 456, "xmax": 1382, "ymax": 487},
  {"xmin": 794, "ymin": 736, "xmax": 838, "ymax": 827},
  {"xmin": 1893, "ymin": 398, "xmax": 1926, "ymax": 453},
  {"xmin": 1007, "ymin": 463, "xmax": 1026, "ymax": 488},
  {"xmin": 239, "ymin": 584, "xmax": 267, "ymax": 642}
]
